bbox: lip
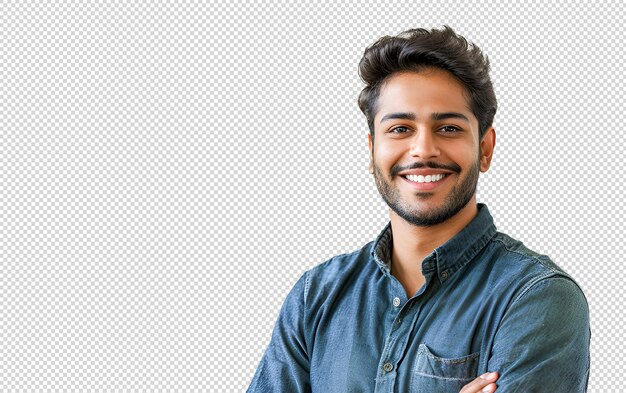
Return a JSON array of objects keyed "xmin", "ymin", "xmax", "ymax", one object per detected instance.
[
  {"xmin": 397, "ymin": 169, "xmax": 454, "ymax": 176},
  {"xmin": 399, "ymin": 172, "xmax": 452, "ymax": 191}
]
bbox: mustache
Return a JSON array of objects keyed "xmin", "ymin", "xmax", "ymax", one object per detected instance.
[{"xmin": 391, "ymin": 161, "xmax": 462, "ymax": 176}]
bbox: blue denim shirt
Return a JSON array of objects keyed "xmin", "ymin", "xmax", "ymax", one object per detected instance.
[{"xmin": 248, "ymin": 204, "xmax": 590, "ymax": 392}]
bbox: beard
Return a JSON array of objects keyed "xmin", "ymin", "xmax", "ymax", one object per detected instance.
[{"xmin": 373, "ymin": 158, "xmax": 480, "ymax": 227}]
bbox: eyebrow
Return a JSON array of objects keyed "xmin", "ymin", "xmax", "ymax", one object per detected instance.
[
  {"xmin": 431, "ymin": 112, "xmax": 470, "ymax": 122},
  {"xmin": 379, "ymin": 111, "xmax": 470, "ymax": 124},
  {"xmin": 379, "ymin": 112, "xmax": 415, "ymax": 124}
]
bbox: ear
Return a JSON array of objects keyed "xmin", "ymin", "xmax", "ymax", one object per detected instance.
[
  {"xmin": 368, "ymin": 133, "xmax": 374, "ymax": 174},
  {"xmin": 479, "ymin": 127, "xmax": 496, "ymax": 173}
]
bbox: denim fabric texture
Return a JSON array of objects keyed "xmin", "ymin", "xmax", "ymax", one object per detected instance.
[{"xmin": 248, "ymin": 204, "xmax": 590, "ymax": 392}]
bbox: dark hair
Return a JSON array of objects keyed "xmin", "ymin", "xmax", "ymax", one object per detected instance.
[{"xmin": 358, "ymin": 26, "xmax": 497, "ymax": 141}]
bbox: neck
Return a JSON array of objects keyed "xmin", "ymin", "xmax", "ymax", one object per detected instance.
[{"xmin": 389, "ymin": 198, "xmax": 479, "ymax": 296}]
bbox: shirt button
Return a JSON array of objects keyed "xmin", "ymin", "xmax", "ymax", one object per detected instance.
[
  {"xmin": 383, "ymin": 362, "xmax": 394, "ymax": 372},
  {"xmin": 393, "ymin": 297, "xmax": 401, "ymax": 307},
  {"xmin": 441, "ymin": 270, "xmax": 449, "ymax": 280}
]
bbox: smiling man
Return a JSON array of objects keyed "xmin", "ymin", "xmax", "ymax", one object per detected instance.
[{"xmin": 248, "ymin": 26, "xmax": 590, "ymax": 392}]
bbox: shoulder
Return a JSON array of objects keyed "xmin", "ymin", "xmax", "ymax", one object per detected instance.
[
  {"xmin": 485, "ymin": 231, "xmax": 587, "ymax": 309},
  {"xmin": 280, "ymin": 240, "xmax": 381, "ymax": 313},
  {"xmin": 489, "ymin": 231, "xmax": 572, "ymax": 279},
  {"xmin": 302, "ymin": 241, "xmax": 378, "ymax": 297}
]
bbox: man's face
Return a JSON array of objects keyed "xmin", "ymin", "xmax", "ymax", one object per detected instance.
[{"xmin": 368, "ymin": 69, "xmax": 495, "ymax": 227}]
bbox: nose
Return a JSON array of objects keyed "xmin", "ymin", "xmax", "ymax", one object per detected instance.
[{"xmin": 408, "ymin": 130, "xmax": 440, "ymax": 159}]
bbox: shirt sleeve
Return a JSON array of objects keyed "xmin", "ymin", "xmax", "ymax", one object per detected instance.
[
  {"xmin": 247, "ymin": 273, "xmax": 311, "ymax": 393},
  {"xmin": 487, "ymin": 275, "xmax": 591, "ymax": 392}
]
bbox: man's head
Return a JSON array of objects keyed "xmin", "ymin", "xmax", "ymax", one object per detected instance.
[
  {"xmin": 358, "ymin": 26, "xmax": 497, "ymax": 142},
  {"xmin": 359, "ymin": 27, "xmax": 497, "ymax": 227}
]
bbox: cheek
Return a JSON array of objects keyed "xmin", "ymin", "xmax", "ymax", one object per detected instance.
[
  {"xmin": 446, "ymin": 140, "xmax": 480, "ymax": 165},
  {"xmin": 374, "ymin": 142, "xmax": 403, "ymax": 168}
]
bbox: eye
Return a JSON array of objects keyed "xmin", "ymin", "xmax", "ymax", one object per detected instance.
[
  {"xmin": 389, "ymin": 126, "xmax": 410, "ymax": 134},
  {"xmin": 439, "ymin": 125, "xmax": 461, "ymax": 133}
]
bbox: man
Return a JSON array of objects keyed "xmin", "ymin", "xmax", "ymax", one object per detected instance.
[{"xmin": 248, "ymin": 26, "xmax": 590, "ymax": 392}]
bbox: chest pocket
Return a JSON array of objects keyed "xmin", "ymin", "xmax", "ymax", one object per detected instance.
[{"xmin": 410, "ymin": 344, "xmax": 479, "ymax": 392}]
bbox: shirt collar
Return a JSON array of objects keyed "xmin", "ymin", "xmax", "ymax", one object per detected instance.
[{"xmin": 371, "ymin": 204, "xmax": 497, "ymax": 283}]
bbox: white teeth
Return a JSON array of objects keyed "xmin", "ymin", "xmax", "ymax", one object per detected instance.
[{"xmin": 405, "ymin": 173, "xmax": 446, "ymax": 183}]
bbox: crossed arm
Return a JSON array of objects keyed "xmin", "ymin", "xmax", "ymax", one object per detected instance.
[{"xmin": 248, "ymin": 275, "xmax": 590, "ymax": 392}]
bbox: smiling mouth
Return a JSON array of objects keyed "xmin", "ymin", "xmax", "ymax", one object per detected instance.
[{"xmin": 402, "ymin": 173, "xmax": 449, "ymax": 183}]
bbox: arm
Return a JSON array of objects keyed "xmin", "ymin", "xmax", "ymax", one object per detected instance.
[
  {"xmin": 247, "ymin": 274, "xmax": 311, "ymax": 393},
  {"xmin": 488, "ymin": 276, "xmax": 590, "ymax": 392}
]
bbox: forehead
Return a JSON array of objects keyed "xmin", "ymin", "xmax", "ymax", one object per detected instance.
[{"xmin": 374, "ymin": 69, "xmax": 474, "ymax": 124}]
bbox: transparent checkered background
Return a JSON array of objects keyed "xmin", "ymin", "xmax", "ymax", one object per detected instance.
[{"xmin": 2, "ymin": 0, "xmax": 624, "ymax": 391}]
